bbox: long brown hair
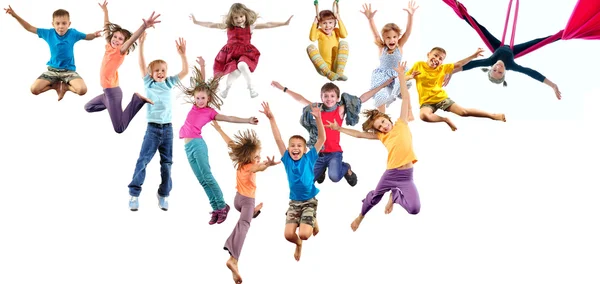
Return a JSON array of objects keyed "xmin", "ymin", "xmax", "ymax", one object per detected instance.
[
  {"xmin": 103, "ymin": 23, "xmax": 135, "ymax": 54},
  {"xmin": 228, "ymin": 129, "xmax": 261, "ymax": 170},
  {"xmin": 224, "ymin": 3, "xmax": 259, "ymax": 28},
  {"xmin": 361, "ymin": 109, "xmax": 392, "ymax": 133},
  {"xmin": 178, "ymin": 66, "xmax": 223, "ymax": 110}
]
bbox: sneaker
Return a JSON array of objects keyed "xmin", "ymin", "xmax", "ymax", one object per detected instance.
[
  {"xmin": 316, "ymin": 169, "xmax": 326, "ymax": 184},
  {"xmin": 337, "ymin": 74, "xmax": 348, "ymax": 81},
  {"xmin": 216, "ymin": 204, "xmax": 231, "ymax": 224},
  {"xmin": 208, "ymin": 211, "xmax": 219, "ymax": 225},
  {"xmin": 221, "ymin": 87, "xmax": 231, "ymax": 99},
  {"xmin": 157, "ymin": 193, "xmax": 168, "ymax": 211},
  {"xmin": 344, "ymin": 165, "xmax": 358, "ymax": 187},
  {"xmin": 248, "ymin": 87, "xmax": 259, "ymax": 98},
  {"xmin": 129, "ymin": 196, "xmax": 139, "ymax": 211}
]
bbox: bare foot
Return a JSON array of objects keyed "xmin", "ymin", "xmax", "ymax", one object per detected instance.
[
  {"xmin": 294, "ymin": 240, "xmax": 303, "ymax": 261},
  {"xmin": 494, "ymin": 114, "xmax": 506, "ymax": 122},
  {"xmin": 55, "ymin": 82, "xmax": 67, "ymax": 101},
  {"xmin": 253, "ymin": 202, "xmax": 263, "ymax": 218},
  {"xmin": 384, "ymin": 194, "xmax": 394, "ymax": 214},
  {"xmin": 312, "ymin": 219, "xmax": 319, "ymax": 236},
  {"xmin": 444, "ymin": 117, "xmax": 458, "ymax": 131},
  {"xmin": 135, "ymin": 92, "xmax": 154, "ymax": 105},
  {"xmin": 226, "ymin": 257, "xmax": 243, "ymax": 284},
  {"xmin": 350, "ymin": 215, "xmax": 364, "ymax": 232}
]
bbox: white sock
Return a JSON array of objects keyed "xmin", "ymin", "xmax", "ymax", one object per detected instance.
[
  {"xmin": 237, "ymin": 62, "xmax": 253, "ymax": 88},
  {"xmin": 222, "ymin": 70, "xmax": 241, "ymax": 98}
]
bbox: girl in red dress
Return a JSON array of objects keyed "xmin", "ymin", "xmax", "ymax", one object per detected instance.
[{"xmin": 190, "ymin": 3, "xmax": 293, "ymax": 99}]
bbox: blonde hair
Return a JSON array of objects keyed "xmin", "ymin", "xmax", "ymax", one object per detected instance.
[
  {"xmin": 178, "ymin": 66, "xmax": 223, "ymax": 110},
  {"xmin": 103, "ymin": 23, "xmax": 135, "ymax": 54},
  {"xmin": 482, "ymin": 68, "xmax": 508, "ymax": 87},
  {"xmin": 228, "ymin": 129, "xmax": 262, "ymax": 170},
  {"xmin": 376, "ymin": 23, "xmax": 402, "ymax": 48},
  {"xmin": 361, "ymin": 109, "xmax": 392, "ymax": 133},
  {"xmin": 147, "ymin": 59, "xmax": 167, "ymax": 74},
  {"xmin": 224, "ymin": 3, "xmax": 258, "ymax": 28}
]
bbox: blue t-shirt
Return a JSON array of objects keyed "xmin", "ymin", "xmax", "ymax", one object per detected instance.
[
  {"xmin": 37, "ymin": 28, "xmax": 86, "ymax": 71},
  {"xmin": 281, "ymin": 147, "xmax": 320, "ymax": 201},
  {"xmin": 143, "ymin": 74, "xmax": 180, "ymax": 124}
]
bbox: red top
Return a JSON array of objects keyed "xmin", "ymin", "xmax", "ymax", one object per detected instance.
[{"xmin": 320, "ymin": 109, "xmax": 343, "ymax": 153}]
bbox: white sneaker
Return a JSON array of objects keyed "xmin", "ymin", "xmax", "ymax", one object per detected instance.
[
  {"xmin": 248, "ymin": 87, "xmax": 259, "ymax": 98},
  {"xmin": 220, "ymin": 87, "xmax": 231, "ymax": 99}
]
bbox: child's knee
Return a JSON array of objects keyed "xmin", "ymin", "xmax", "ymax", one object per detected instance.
[
  {"xmin": 407, "ymin": 205, "xmax": 420, "ymax": 215},
  {"xmin": 328, "ymin": 171, "xmax": 343, "ymax": 182},
  {"xmin": 306, "ymin": 44, "xmax": 317, "ymax": 53},
  {"xmin": 298, "ymin": 231, "xmax": 311, "ymax": 240},
  {"xmin": 284, "ymin": 230, "xmax": 297, "ymax": 242}
]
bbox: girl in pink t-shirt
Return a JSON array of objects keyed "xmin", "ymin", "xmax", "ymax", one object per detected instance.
[
  {"xmin": 84, "ymin": 1, "xmax": 159, "ymax": 133},
  {"xmin": 179, "ymin": 57, "xmax": 258, "ymax": 225}
]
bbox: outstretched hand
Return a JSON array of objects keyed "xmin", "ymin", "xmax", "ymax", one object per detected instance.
[
  {"xmin": 553, "ymin": 85, "xmax": 562, "ymax": 100},
  {"xmin": 270, "ymin": 81, "xmax": 284, "ymax": 91},
  {"xmin": 393, "ymin": 61, "xmax": 408, "ymax": 74},
  {"xmin": 259, "ymin": 101, "xmax": 274, "ymax": 119},
  {"xmin": 310, "ymin": 103, "xmax": 322, "ymax": 119},
  {"xmin": 143, "ymin": 11, "xmax": 161, "ymax": 29},
  {"xmin": 248, "ymin": 116, "xmax": 259, "ymax": 125},
  {"xmin": 325, "ymin": 119, "xmax": 341, "ymax": 131},
  {"xmin": 284, "ymin": 15, "xmax": 294, "ymax": 25},
  {"xmin": 472, "ymin": 47, "xmax": 484, "ymax": 58},
  {"xmin": 262, "ymin": 156, "xmax": 281, "ymax": 167},
  {"xmin": 403, "ymin": 0, "xmax": 419, "ymax": 15},
  {"xmin": 360, "ymin": 3, "xmax": 377, "ymax": 19},
  {"xmin": 175, "ymin": 37, "xmax": 186, "ymax": 55},
  {"xmin": 442, "ymin": 73, "xmax": 453, "ymax": 87},
  {"xmin": 210, "ymin": 120, "xmax": 221, "ymax": 130},
  {"xmin": 196, "ymin": 56, "xmax": 205, "ymax": 66},
  {"xmin": 98, "ymin": 0, "xmax": 108, "ymax": 11},
  {"xmin": 189, "ymin": 13, "xmax": 198, "ymax": 24},
  {"xmin": 4, "ymin": 5, "xmax": 16, "ymax": 17},
  {"xmin": 93, "ymin": 30, "xmax": 103, "ymax": 38}
]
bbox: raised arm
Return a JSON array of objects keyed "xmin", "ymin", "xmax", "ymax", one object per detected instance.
[
  {"xmin": 453, "ymin": 48, "xmax": 484, "ymax": 70},
  {"xmin": 210, "ymin": 120, "xmax": 233, "ymax": 145},
  {"xmin": 196, "ymin": 56, "xmax": 206, "ymax": 81},
  {"xmin": 335, "ymin": 16, "xmax": 348, "ymax": 38},
  {"xmin": 311, "ymin": 104, "xmax": 327, "ymax": 152},
  {"xmin": 98, "ymin": 1, "xmax": 110, "ymax": 26},
  {"xmin": 249, "ymin": 156, "xmax": 281, "ymax": 173},
  {"xmin": 4, "ymin": 6, "xmax": 37, "ymax": 34},
  {"xmin": 360, "ymin": 3, "xmax": 382, "ymax": 50},
  {"xmin": 120, "ymin": 11, "xmax": 161, "ymax": 55},
  {"xmin": 255, "ymin": 15, "xmax": 293, "ymax": 29},
  {"xmin": 215, "ymin": 114, "xmax": 259, "ymax": 125},
  {"xmin": 394, "ymin": 61, "xmax": 411, "ymax": 122},
  {"xmin": 260, "ymin": 102, "xmax": 286, "ymax": 156},
  {"xmin": 309, "ymin": 18, "xmax": 320, "ymax": 42},
  {"xmin": 358, "ymin": 77, "xmax": 394, "ymax": 103},
  {"xmin": 189, "ymin": 14, "xmax": 227, "ymax": 29},
  {"xmin": 398, "ymin": 1, "xmax": 419, "ymax": 48},
  {"xmin": 175, "ymin": 38, "xmax": 189, "ymax": 80},
  {"xmin": 271, "ymin": 81, "xmax": 311, "ymax": 105},
  {"xmin": 138, "ymin": 32, "xmax": 148, "ymax": 77},
  {"xmin": 325, "ymin": 120, "xmax": 378, "ymax": 139}
]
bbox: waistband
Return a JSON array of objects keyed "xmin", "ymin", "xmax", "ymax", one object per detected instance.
[{"xmin": 148, "ymin": 122, "xmax": 172, "ymax": 128}]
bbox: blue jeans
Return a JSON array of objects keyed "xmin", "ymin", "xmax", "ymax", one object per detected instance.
[
  {"xmin": 313, "ymin": 152, "xmax": 349, "ymax": 182},
  {"xmin": 184, "ymin": 138, "xmax": 226, "ymax": 211},
  {"xmin": 128, "ymin": 123, "xmax": 173, "ymax": 197}
]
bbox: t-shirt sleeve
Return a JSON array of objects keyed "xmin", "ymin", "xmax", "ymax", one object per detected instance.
[
  {"xmin": 306, "ymin": 146, "xmax": 318, "ymax": 164},
  {"xmin": 209, "ymin": 108, "xmax": 218, "ymax": 120},
  {"xmin": 165, "ymin": 75, "xmax": 181, "ymax": 89},
  {"xmin": 143, "ymin": 74, "xmax": 153, "ymax": 88},
  {"xmin": 70, "ymin": 29, "xmax": 86, "ymax": 41},
  {"xmin": 442, "ymin": 63, "xmax": 455, "ymax": 75},
  {"xmin": 281, "ymin": 150, "xmax": 291, "ymax": 166},
  {"xmin": 37, "ymin": 28, "xmax": 50, "ymax": 39}
]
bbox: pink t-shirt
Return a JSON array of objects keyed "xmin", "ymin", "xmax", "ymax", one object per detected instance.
[{"xmin": 179, "ymin": 105, "xmax": 218, "ymax": 138}]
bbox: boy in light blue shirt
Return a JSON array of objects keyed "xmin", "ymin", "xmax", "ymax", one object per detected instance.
[
  {"xmin": 4, "ymin": 6, "xmax": 102, "ymax": 101},
  {"xmin": 261, "ymin": 101, "xmax": 325, "ymax": 262},
  {"xmin": 127, "ymin": 32, "xmax": 189, "ymax": 211}
]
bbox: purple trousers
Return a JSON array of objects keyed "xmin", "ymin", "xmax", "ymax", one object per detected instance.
[
  {"xmin": 224, "ymin": 192, "xmax": 255, "ymax": 260},
  {"xmin": 84, "ymin": 87, "xmax": 145, "ymax": 134},
  {"xmin": 361, "ymin": 167, "xmax": 420, "ymax": 216}
]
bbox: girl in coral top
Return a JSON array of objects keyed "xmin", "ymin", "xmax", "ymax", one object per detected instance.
[
  {"xmin": 211, "ymin": 121, "xmax": 279, "ymax": 284},
  {"xmin": 327, "ymin": 62, "xmax": 420, "ymax": 232},
  {"xmin": 84, "ymin": 1, "xmax": 158, "ymax": 133},
  {"xmin": 190, "ymin": 3, "xmax": 292, "ymax": 99}
]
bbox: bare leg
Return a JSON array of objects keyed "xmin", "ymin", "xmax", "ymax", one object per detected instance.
[
  {"xmin": 253, "ymin": 202, "xmax": 263, "ymax": 216},
  {"xmin": 419, "ymin": 107, "xmax": 458, "ymax": 131},
  {"xmin": 350, "ymin": 214, "xmax": 364, "ymax": 232},
  {"xmin": 312, "ymin": 218, "xmax": 319, "ymax": 236},
  {"xmin": 284, "ymin": 224, "xmax": 303, "ymax": 261},
  {"xmin": 30, "ymin": 79, "xmax": 53, "ymax": 96},
  {"xmin": 225, "ymin": 256, "xmax": 243, "ymax": 284},
  {"xmin": 384, "ymin": 193, "xmax": 394, "ymax": 214},
  {"xmin": 54, "ymin": 81, "xmax": 68, "ymax": 101},
  {"xmin": 447, "ymin": 103, "xmax": 506, "ymax": 121},
  {"xmin": 66, "ymin": 78, "xmax": 88, "ymax": 96}
]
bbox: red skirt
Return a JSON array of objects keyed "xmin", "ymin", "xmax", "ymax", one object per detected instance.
[{"xmin": 213, "ymin": 43, "xmax": 261, "ymax": 76}]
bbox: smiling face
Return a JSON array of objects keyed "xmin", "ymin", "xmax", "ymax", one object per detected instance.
[
  {"xmin": 382, "ymin": 30, "xmax": 400, "ymax": 50},
  {"xmin": 320, "ymin": 90, "xmax": 338, "ymax": 108},
  {"xmin": 319, "ymin": 18, "xmax": 336, "ymax": 35},
  {"xmin": 426, "ymin": 49, "xmax": 446, "ymax": 69},
  {"xmin": 232, "ymin": 13, "xmax": 247, "ymax": 27},
  {"xmin": 150, "ymin": 62, "xmax": 168, "ymax": 82},
  {"xmin": 52, "ymin": 15, "xmax": 71, "ymax": 36},
  {"xmin": 490, "ymin": 60, "xmax": 506, "ymax": 80},
  {"xmin": 110, "ymin": 31, "xmax": 126, "ymax": 49},
  {"xmin": 194, "ymin": 90, "xmax": 209, "ymax": 108},
  {"xmin": 373, "ymin": 116, "xmax": 393, "ymax": 134},
  {"xmin": 287, "ymin": 137, "xmax": 307, "ymax": 161},
  {"xmin": 252, "ymin": 149, "xmax": 261, "ymax": 165}
]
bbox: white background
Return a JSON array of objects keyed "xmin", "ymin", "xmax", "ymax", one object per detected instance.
[{"xmin": 1, "ymin": 0, "xmax": 599, "ymax": 283}]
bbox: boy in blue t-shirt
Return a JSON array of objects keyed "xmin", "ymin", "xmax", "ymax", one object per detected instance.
[
  {"xmin": 261, "ymin": 101, "xmax": 325, "ymax": 262},
  {"xmin": 127, "ymin": 32, "xmax": 189, "ymax": 212},
  {"xmin": 4, "ymin": 6, "xmax": 102, "ymax": 101}
]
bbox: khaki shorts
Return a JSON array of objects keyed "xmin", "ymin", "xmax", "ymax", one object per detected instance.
[
  {"xmin": 38, "ymin": 67, "xmax": 82, "ymax": 84},
  {"xmin": 285, "ymin": 197, "xmax": 318, "ymax": 227},
  {"xmin": 420, "ymin": 98, "xmax": 455, "ymax": 113}
]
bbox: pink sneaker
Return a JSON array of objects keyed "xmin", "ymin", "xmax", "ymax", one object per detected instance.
[
  {"xmin": 208, "ymin": 211, "xmax": 219, "ymax": 225},
  {"xmin": 216, "ymin": 204, "xmax": 230, "ymax": 224}
]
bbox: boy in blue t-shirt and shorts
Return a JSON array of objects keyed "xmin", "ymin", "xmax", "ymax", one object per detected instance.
[
  {"xmin": 260, "ymin": 101, "xmax": 325, "ymax": 262},
  {"xmin": 4, "ymin": 6, "xmax": 101, "ymax": 101}
]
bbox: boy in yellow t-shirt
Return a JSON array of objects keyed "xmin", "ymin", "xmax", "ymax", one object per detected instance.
[{"xmin": 406, "ymin": 47, "xmax": 506, "ymax": 131}]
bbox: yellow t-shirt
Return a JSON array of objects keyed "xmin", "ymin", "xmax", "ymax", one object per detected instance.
[
  {"xmin": 100, "ymin": 43, "xmax": 125, "ymax": 89},
  {"xmin": 236, "ymin": 163, "xmax": 257, "ymax": 198},
  {"xmin": 377, "ymin": 118, "xmax": 417, "ymax": 169},
  {"xmin": 309, "ymin": 19, "xmax": 347, "ymax": 68},
  {"xmin": 406, "ymin": 61, "xmax": 454, "ymax": 106}
]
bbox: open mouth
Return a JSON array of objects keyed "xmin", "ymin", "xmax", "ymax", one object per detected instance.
[
  {"xmin": 430, "ymin": 59, "xmax": 440, "ymax": 68},
  {"xmin": 290, "ymin": 149, "xmax": 301, "ymax": 159}
]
